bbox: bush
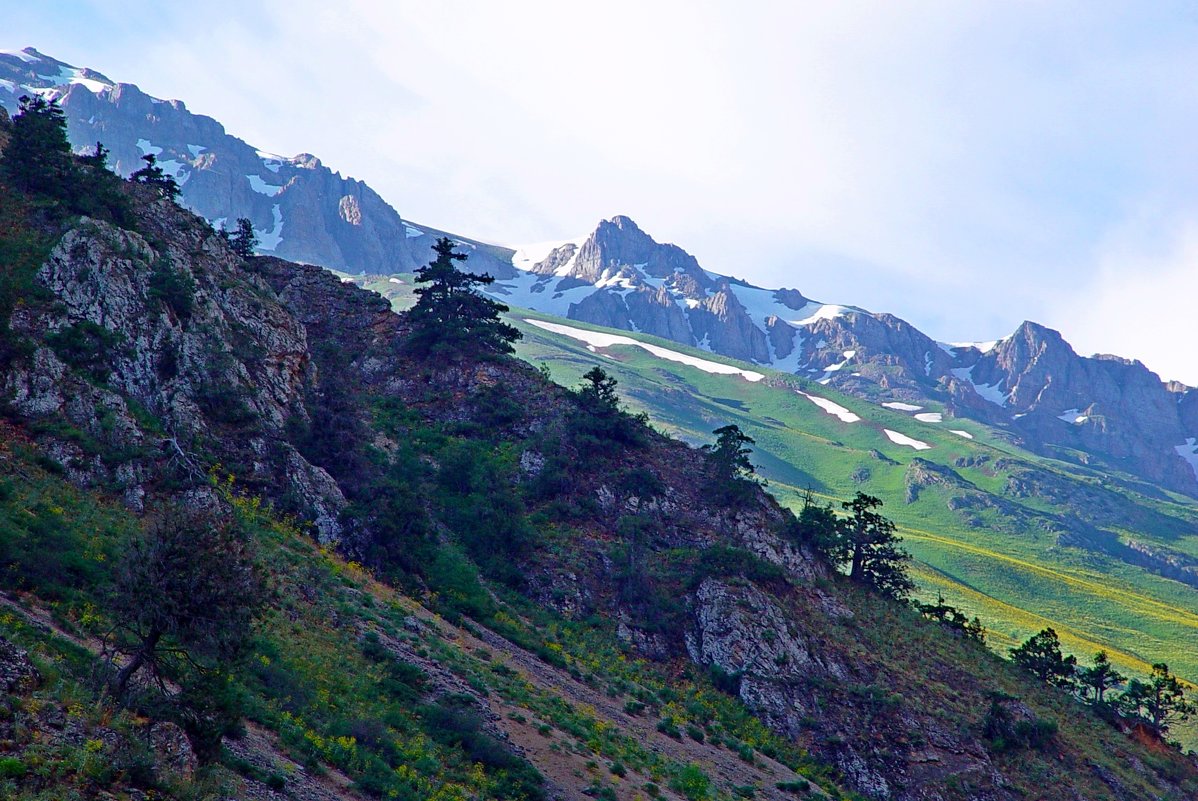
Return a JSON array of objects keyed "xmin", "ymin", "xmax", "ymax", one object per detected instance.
[
  {"xmin": 0, "ymin": 757, "xmax": 25, "ymax": 779},
  {"xmin": 148, "ymin": 259, "xmax": 195, "ymax": 320},
  {"xmin": 46, "ymin": 321, "xmax": 124, "ymax": 381}
]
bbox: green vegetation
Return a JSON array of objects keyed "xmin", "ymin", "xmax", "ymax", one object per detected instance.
[
  {"xmin": 1009, "ymin": 628, "xmax": 1077, "ymax": 688},
  {"xmin": 504, "ymin": 305, "xmax": 1198, "ymax": 746}
]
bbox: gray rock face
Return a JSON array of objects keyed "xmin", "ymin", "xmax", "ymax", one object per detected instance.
[
  {"xmin": 0, "ymin": 48, "xmax": 514, "ymax": 281},
  {"xmin": 3, "ymin": 194, "xmax": 346, "ymax": 539},
  {"xmin": 0, "ymin": 636, "xmax": 40, "ymax": 693}
]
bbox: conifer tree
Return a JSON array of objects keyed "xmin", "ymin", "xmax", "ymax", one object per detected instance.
[
  {"xmin": 0, "ymin": 94, "xmax": 76, "ymax": 198},
  {"xmin": 831, "ymin": 492, "xmax": 915, "ymax": 600},
  {"xmin": 1078, "ymin": 650, "xmax": 1125, "ymax": 704},
  {"xmin": 1120, "ymin": 663, "xmax": 1194, "ymax": 737},
  {"xmin": 703, "ymin": 424, "xmax": 761, "ymax": 506},
  {"xmin": 1009, "ymin": 628, "xmax": 1077, "ymax": 688},
  {"xmin": 405, "ymin": 237, "xmax": 520, "ymax": 358},
  {"xmin": 227, "ymin": 217, "xmax": 257, "ymax": 258},
  {"xmin": 130, "ymin": 152, "xmax": 181, "ymax": 199}
]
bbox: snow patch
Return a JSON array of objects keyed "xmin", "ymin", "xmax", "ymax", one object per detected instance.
[
  {"xmin": 388, "ymin": 277, "xmax": 402, "ymax": 284},
  {"xmin": 186, "ymin": 144, "xmax": 207, "ymax": 158},
  {"xmin": 950, "ymin": 365, "xmax": 1009, "ymax": 406},
  {"xmin": 256, "ymin": 150, "xmax": 284, "ymax": 172},
  {"xmin": 0, "ymin": 49, "xmax": 39, "ymax": 63},
  {"xmin": 883, "ymin": 429, "xmax": 931, "ymax": 450},
  {"xmin": 158, "ymin": 159, "xmax": 189, "ymax": 186},
  {"xmin": 1175, "ymin": 439, "xmax": 1198, "ymax": 480},
  {"xmin": 914, "ymin": 412, "xmax": 943, "ymax": 423},
  {"xmin": 403, "ymin": 224, "xmax": 423, "ymax": 239},
  {"xmin": 247, "ymin": 174, "xmax": 284, "ymax": 197},
  {"xmin": 950, "ymin": 430, "xmax": 974, "ymax": 439},
  {"xmin": 0, "ymin": 79, "xmax": 14, "ymax": 93},
  {"xmin": 135, "ymin": 138, "xmax": 163, "ymax": 157},
  {"xmin": 796, "ymin": 391, "xmax": 860, "ymax": 423},
  {"xmin": 942, "ymin": 339, "xmax": 1002, "ymax": 354},
  {"xmin": 257, "ymin": 205, "xmax": 284, "ymax": 251},
  {"xmin": 509, "ymin": 234, "xmax": 589, "ymax": 275},
  {"xmin": 1057, "ymin": 409, "xmax": 1089, "ymax": 424},
  {"xmin": 525, "ymin": 319, "xmax": 765, "ymax": 382},
  {"xmin": 882, "ymin": 402, "xmax": 923, "ymax": 412}
]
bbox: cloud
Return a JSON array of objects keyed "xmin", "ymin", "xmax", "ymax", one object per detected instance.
[
  {"xmin": 1050, "ymin": 214, "xmax": 1198, "ymax": 385},
  {"xmin": 8, "ymin": 1, "xmax": 1198, "ymax": 377}
]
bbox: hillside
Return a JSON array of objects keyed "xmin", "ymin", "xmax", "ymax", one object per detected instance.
[
  {"xmin": 0, "ymin": 121, "xmax": 1196, "ymax": 801},
  {"xmin": 357, "ymin": 274, "xmax": 1198, "ymax": 748}
]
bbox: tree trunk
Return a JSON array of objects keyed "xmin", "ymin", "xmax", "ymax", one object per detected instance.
[{"xmin": 114, "ymin": 628, "xmax": 160, "ymax": 696}]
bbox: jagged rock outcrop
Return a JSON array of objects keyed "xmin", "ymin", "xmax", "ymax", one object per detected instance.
[{"xmin": 3, "ymin": 189, "xmax": 345, "ymax": 538}]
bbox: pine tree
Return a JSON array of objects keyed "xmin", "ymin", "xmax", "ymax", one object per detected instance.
[
  {"xmin": 227, "ymin": 217, "xmax": 257, "ymax": 259},
  {"xmin": 1078, "ymin": 650, "xmax": 1125, "ymax": 704},
  {"xmin": 1119, "ymin": 663, "xmax": 1194, "ymax": 737},
  {"xmin": 702, "ymin": 424, "xmax": 761, "ymax": 507},
  {"xmin": 832, "ymin": 492, "xmax": 915, "ymax": 600},
  {"xmin": 569, "ymin": 365, "xmax": 646, "ymax": 448},
  {"xmin": 0, "ymin": 94, "xmax": 76, "ymax": 199},
  {"xmin": 1009, "ymin": 628, "xmax": 1077, "ymax": 688},
  {"xmin": 130, "ymin": 152, "xmax": 181, "ymax": 199},
  {"xmin": 405, "ymin": 237, "xmax": 520, "ymax": 358}
]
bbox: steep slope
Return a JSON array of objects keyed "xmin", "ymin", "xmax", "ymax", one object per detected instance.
[{"xmin": 2, "ymin": 161, "xmax": 1196, "ymax": 800}]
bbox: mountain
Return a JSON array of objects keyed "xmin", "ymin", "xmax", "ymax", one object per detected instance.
[
  {"xmin": 0, "ymin": 46, "xmax": 514, "ymax": 279},
  {"xmin": 495, "ymin": 217, "xmax": 1198, "ymax": 498},
  {"xmin": 4, "ymin": 45, "xmax": 1193, "ymax": 500},
  {"xmin": 2, "ymin": 148, "xmax": 1196, "ymax": 799}
]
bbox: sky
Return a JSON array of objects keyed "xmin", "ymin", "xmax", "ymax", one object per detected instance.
[{"xmin": 6, "ymin": 1, "xmax": 1198, "ymax": 383}]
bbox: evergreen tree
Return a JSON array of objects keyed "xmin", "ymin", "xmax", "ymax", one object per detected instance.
[
  {"xmin": 405, "ymin": 237, "xmax": 520, "ymax": 358},
  {"xmin": 1009, "ymin": 628, "xmax": 1077, "ymax": 688},
  {"xmin": 130, "ymin": 152, "xmax": 181, "ymax": 199},
  {"xmin": 227, "ymin": 217, "xmax": 257, "ymax": 258},
  {"xmin": 831, "ymin": 492, "xmax": 915, "ymax": 600},
  {"xmin": 1119, "ymin": 663, "xmax": 1194, "ymax": 737},
  {"xmin": 569, "ymin": 365, "xmax": 646, "ymax": 448},
  {"xmin": 1078, "ymin": 650, "xmax": 1125, "ymax": 704},
  {"xmin": 577, "ymin": 365, "xmax": 620, "ymax": 414},
  {"xmin": 0, "ymin": 94, "xmax": 76, "ymax": 199},
  {"xmin": 702, "ymin": 424, "xmax": 761, "ymax": 506},
  {"xmin": 107, "ymin": 506, "xmax": 263, "ymax": 697}
]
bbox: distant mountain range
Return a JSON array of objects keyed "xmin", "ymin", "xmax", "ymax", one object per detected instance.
[{"xmin": 3, "ymin": 45, "xmax": 1195, "ymax": 497}]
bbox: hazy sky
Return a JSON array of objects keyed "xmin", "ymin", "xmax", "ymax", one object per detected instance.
[{"xmin": 7, "ymin": 1, "xmax": 1198, "ymax": 382}]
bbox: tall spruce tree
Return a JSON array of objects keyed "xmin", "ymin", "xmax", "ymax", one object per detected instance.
[{"xmin": 405, "ymin": 237, "xmax": 520, "ymax": 358}]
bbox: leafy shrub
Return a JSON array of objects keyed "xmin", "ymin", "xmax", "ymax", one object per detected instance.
[
  {"xmin": 689, "ymin": 546, "xmax": 787, "ymax": 590},
  {"xmin": 148, "ymin": 259, "xmax": 195, "ymax": 320},
  {"xmin": 46, "ymin": 320, "xmax": 124, "ymax": 381}
]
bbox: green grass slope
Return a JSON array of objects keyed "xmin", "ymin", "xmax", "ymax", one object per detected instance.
[{"xmin": 355, "ymin": 275, "xmax": 1198, "ymax": 742}]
